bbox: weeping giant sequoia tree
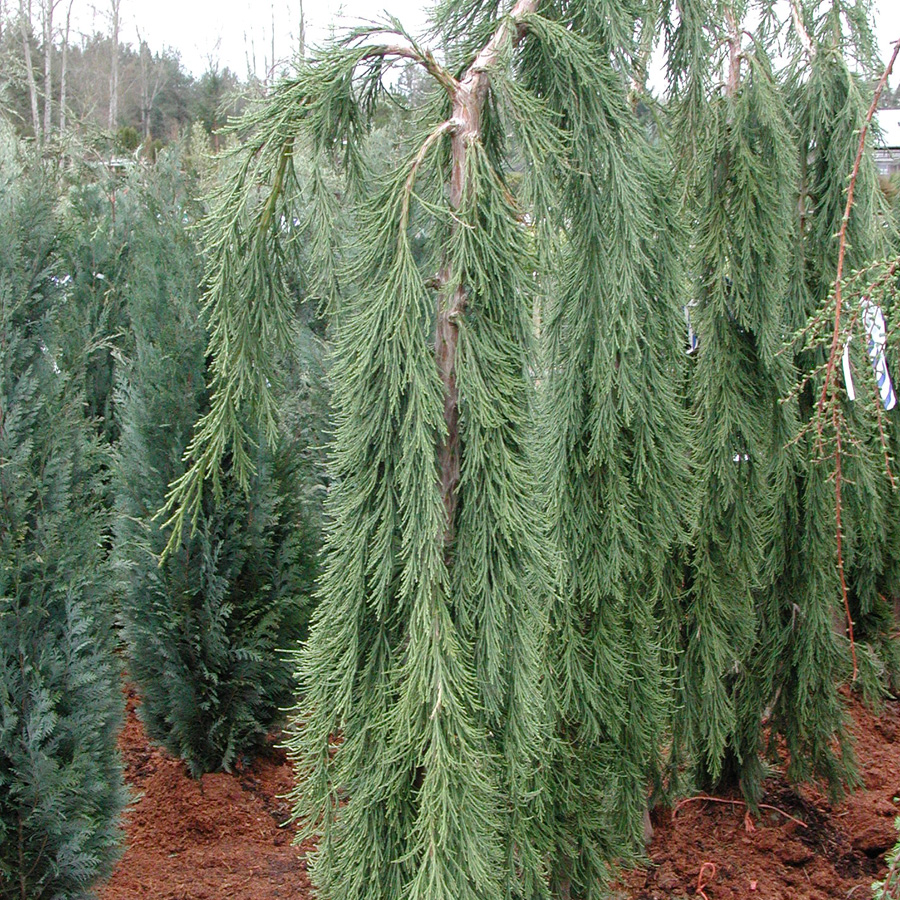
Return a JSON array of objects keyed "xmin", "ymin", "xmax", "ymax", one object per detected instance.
[{"xmin": 161, "ymin": 0, "xmax": 897, "ymax": 898}]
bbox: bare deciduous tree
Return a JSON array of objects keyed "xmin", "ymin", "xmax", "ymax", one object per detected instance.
[
  {"xmin": 108, "ymin": 0, "xmax": 120, "ymax": 131},
  {"xmin": 58, "ymin": 0, "xmax": 73, "ymax": 136},
  {"xmin": 19, "ymin": 0, "xmax": 41, "ymax": 143},
  {"xmin": 136, "ymin": 29, "xmax": 168, "ymax": 141},
  {"xmin": 41, "ymin": 0, "xmax": 61, "ymax": 140}
]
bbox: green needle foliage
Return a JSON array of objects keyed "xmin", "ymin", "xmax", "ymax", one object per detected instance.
[
  {"xmin": 56, "ymin": 168, "xmax": 134, "ymax": 447},
  {"xmin": 0, "ymin": 132, "xmax": 125, "ymax": 900},
  {"xmin": 675, "ymin": 21, "xmax": 806, "ymax": 797},
  {"xmin": 786, "ymin": 0, "xmax": 897, "ymax": 733},
  {"xmin": 160, "ymin": 0, "xmax": 898, "ymax": 897},
  {"xmin": 531, "ymin": 4, "xmax": 692, "ymax": 891},
  {"xmin": 114, "ymin": 154, "xmax": 318, "ymax": 776}
]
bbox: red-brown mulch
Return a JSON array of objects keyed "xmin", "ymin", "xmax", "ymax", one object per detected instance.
[
  {"xmin": 100, "ymin": 691, "xmax": 900, "ymax": 900},
  {"xmin": 619, "ymin": 696, "xmax": 900, "ymax": 899},
  {"xmin": 99, "ymin": 690, "xmax": 312, "ymax": 900}
]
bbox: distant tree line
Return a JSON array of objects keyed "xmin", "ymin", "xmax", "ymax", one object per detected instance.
[{"xmin": 0, "ymin": 3, "xmax": 249, "ymax": 151}]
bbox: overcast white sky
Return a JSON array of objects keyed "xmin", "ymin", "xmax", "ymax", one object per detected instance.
[{"xmin": 75, "ymin": 0, "xmax": 900, "ymax": 84}]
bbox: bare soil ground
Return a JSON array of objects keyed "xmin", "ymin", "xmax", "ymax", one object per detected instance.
[{"xmin": 100, "ymin": 690, "xmax": 900, "ymax": 900}]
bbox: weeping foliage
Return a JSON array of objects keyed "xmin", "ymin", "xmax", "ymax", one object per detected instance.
[
  {"xmin": 787, "ymin": 4, "xmax": 900, "ymax": 715},
  {"xmin": 526, "ymin": 4, "xmax": 692, "ymax": 892},
  {"xmin": 659, "ymin": 0, "xmax": 900, "ymax": 805},
  {"xmin": 286, "ymin": 106, "xmax": 554, "ymax": 900},
  {"xmin": 676, "ymin": 34, "xmax": 806, "ymax": 796},
  {"xmin": 0, "ymin": 135, "xmax": 125, "ymax": 900},
  {"xmin": 161, "ymin": 0, "xmax": 899, "ymax": 896},
  {"xmin": 291, "ymin": 140, "xmax": 542, "ymax": 900},
  {"xmin": 114, "ymin": 155, "xmax": 318, "ymax": 776}
]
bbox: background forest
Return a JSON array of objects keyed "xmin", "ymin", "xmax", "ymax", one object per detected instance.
[{"xmin": 1, "ymin": 0, "xmax": 900, "ymax": 899}]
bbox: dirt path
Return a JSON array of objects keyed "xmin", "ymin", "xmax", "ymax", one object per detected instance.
[{"xmin": 99, "ymin": 691, "xmax": 312, "ymax": 900}]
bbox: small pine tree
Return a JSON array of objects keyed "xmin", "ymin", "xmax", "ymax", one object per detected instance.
[
  {"xmin": 0, "ymin": 132, "xmax": 125, "ymax": 900},
  {"xmin": 114, "ymin": 153, "xmax": 319, "ymax": 776}
]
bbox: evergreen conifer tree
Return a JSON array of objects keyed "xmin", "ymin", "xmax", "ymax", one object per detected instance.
[
  {"xmin": 785, "ymin": 1, "xmax": 900, "ymax": 705},
  {"xmin": 161, "ymin": 0, "xmax": 697, "ymax": 895},
  {"xmin": 115, "ymin": 154, "xmax": 319, "ymax": 776},
  {"xmin": 58, "ymin": 166, "xmax": 135, "ymax": 447},
  {"xmin": 536, "ymin": 7, "xmax": 693, "ymax": 889},
  {"xmin": 660, "ymin": 0, "xmax": 899, "ymax": 804},
  {"xmin": 0, "ymin": 131, "xmax": 125, "ymax": 900},
  {"xmin": 159, "ymin": 0, "xmax": 899, "ymax": 896},
  {"xmin": 671, "ymin": 4, "xmax": 807, "ymax": 799}
]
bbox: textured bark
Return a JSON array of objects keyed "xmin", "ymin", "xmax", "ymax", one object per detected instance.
[{"xmin": 725, "ymin": 7, "xmax": 741, "ymax": 97}]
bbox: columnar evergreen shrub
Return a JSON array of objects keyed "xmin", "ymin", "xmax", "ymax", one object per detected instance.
[
  {"xmin": 0, "ymin": 133, "xmax": 125, "ymax": 900},
  {"xmin": 115, "ymin": 155, "xmax": 318, "ymax": 776},
  {"xmin": 58, "ymin": 168, "xmax": 135, "ymax": 446}
]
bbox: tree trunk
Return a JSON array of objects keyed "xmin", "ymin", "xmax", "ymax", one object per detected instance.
[
  {"xmin": 108, "ymin": 0, "xmax": 119, "ymax": 132},
  {"xmin": 58, "ymin": 0, "xmax": 71, "ymax": 136},
  {"xmin": 41, "ymin": 0, "xmax": 56, "ymax": 141},
  {"xmin": 19, "ymin": 1, "xmax": 41, "ymax": 144},
  {"xmin": 138, "ymin": 34, "xmax": 149, "ymax": 140},
  {"xmin": 435, "ymin": 0, "xmax": 535, "ymax": 544}
]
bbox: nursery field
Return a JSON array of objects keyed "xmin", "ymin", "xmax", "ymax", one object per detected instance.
[
  {"xmin": 5, "ymin": 0, "xmax": 900, "ymax": 897},
  {"xmin": 100, "ymin": 689, "xmax": 900, "ymax": 900}
]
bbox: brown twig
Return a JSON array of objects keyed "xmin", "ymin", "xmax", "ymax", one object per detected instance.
[
  {"xmin": 833, "ymin": 400, "xmax": 856, "ymax": 679},
  {"xmin": 819, "ymin": 38, "xmax": 900, "ymax": 423},
  {"xmin": 816, "ymin": 37, "xmax": 900, "ymax": 682},
  {"xmin": 672, "ymin": 794, "xmax": 808, "ymax": 829}
]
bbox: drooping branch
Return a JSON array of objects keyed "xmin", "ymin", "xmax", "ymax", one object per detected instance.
[
  {"xmin": 160, "ymin": 1, "xmax": 541, "ymax": 554},
  {"xmin": 377, "ymin": 44, "xmax": 457, "ymax": 95}
]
